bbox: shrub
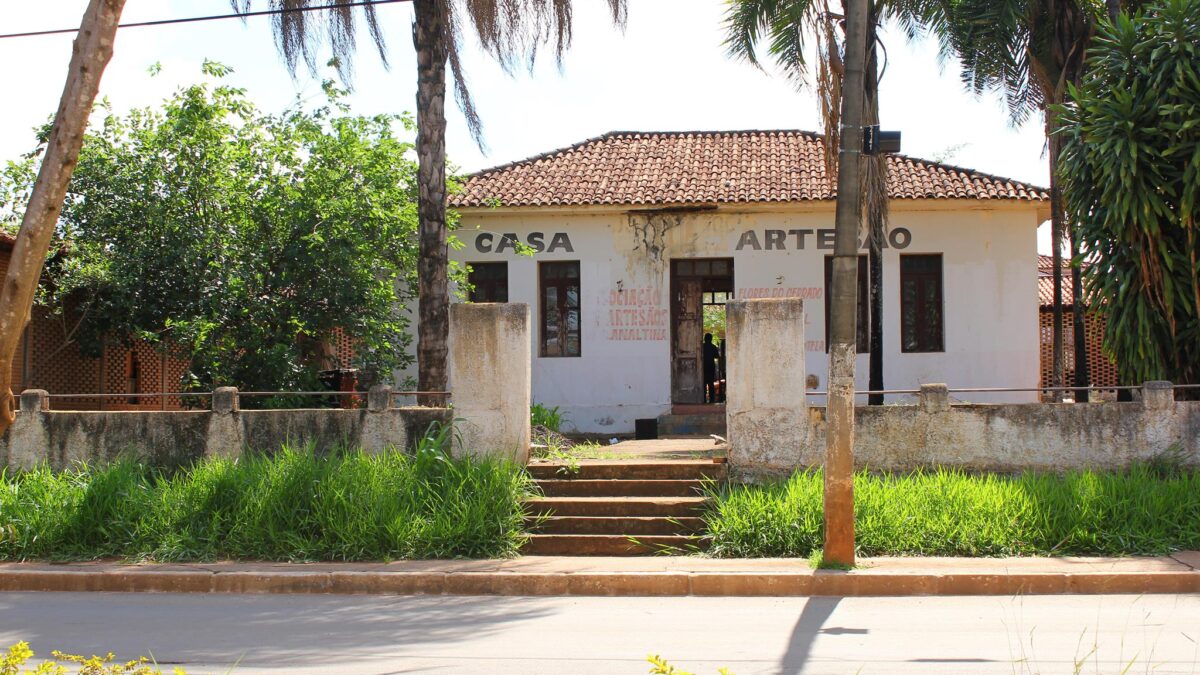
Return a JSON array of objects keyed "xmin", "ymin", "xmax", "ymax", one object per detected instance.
[
  {"xmin": 1057, "ymin": 0, "xmax": 1200, "ymax": 389},
  {"xmin": 1, "ymin": 641, "xmax": 183, "ymax": 675},
  {"xmin": 704, "ymin": 467, "xmax": 1200, "ymax": 558}
]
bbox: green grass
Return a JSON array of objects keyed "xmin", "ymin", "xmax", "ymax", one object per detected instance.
[
  {"xmin": 0, "ymin": 429, "xmax": 535, "ymax": 562},
  {"xmin": 704, "ymin": 466, "xmax": 1200, "ymax": 558}
]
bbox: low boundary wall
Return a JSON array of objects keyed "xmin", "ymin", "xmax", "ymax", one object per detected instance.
[
  {"xmin": 731, "ymin": 382, "xmax": 1200, "ymax": 478},
  {"xmin": 1, "ymin": 388, "xmax": 450, "ymax": 471}
]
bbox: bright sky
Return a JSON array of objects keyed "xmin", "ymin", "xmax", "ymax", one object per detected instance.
[{"xmin": 0, "ymin": 0, "xmax": 1058, "ymax": 252}]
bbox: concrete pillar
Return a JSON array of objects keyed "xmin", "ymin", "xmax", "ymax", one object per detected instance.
[
  {"xmin": 726, "ymin": 298, "xmax": 809, "ymax": 474},
  {"xmin": 19, "ymin": 389, "xmax": 48, "ymax": 413},
  {"xmin": 919, "ymin": 383, "xmax": 950, "ymax": 413},
  {"xmin": 206, "ymin": 387, "xmax": 242, "ymax": 458},
  {"xmin": 212, "ymin": 387, "xmax": 239, "ymax": 414},
  {"xmin": 6, "ymin": 390, "xmax": 50, "ymax": 470},
  {"xmin": 449, "ymin": 303, "xmax": 531, "ymax": 463},
  {"xmin": 367, "ymin": 385, "xmax": 392, "ymax": 412},
  {"xmin": 1142, "ymin": 381, "xmax": 1174, "ymax": 411}
]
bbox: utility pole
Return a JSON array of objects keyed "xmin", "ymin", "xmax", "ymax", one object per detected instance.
[{"xmin": 823, "ymin": 0, "xmax": 869, "ymax": 567}]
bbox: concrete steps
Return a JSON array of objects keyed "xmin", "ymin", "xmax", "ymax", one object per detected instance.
[
  {"xmin": 525, "ymin": 496, "xmax": 709, "ymax": 518},
  {"xmin": 522, "ymin": 460, "xmax": 725, "ymax": 556},
  {"xmin": 535, "ymin": 479, "xmax": 706, "ymax": 498},
  {"xmin": 527, "ymin": 460, "xmax": 726, "ymax": 481},
  {"xmin": 655, "ymin": 413, "xmax": 726, "ymax": 437},
  {"xmin": 522, "ymin": 534, "xmax": 710, "ymax": 556},
  {"xmin": 531, "ymin": 516, "xmax": 705, "ymax": 536}
]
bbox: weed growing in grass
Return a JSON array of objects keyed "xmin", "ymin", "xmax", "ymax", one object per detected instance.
[
  {"xmin": 0, "ymin": 424, "xmax": 536, "ymax": 562},
  {"xmin": 531, "ymin": 403, "xmax": 565, "ymax": 432},
  {"xmin": 647, "ymin": 654, "xmax": 732, "ymax": 674},
  {"xmin": 807, "ymin": 549, "xmax": 854, "ymax": 570},
  {"xmin": 704, "ymin": 466, "xmax": 1200, "ymax": 558}
]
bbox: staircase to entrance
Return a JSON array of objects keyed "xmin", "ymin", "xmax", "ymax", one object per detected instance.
[
  {"xmin": 523, "ymin": 460, "xmax": 726, "ymax": 555},
  {"xmin": 655, "ymin": 404, "xmax": 726, "ymax": 437}
]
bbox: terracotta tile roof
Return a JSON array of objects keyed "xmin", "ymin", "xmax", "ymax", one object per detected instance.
[{"xmin": 451, "ymin": 130, "xmax": 1050, "ymax": 208}]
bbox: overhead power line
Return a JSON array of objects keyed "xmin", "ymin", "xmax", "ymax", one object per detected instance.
[{"xmin": 0, "ymin": 0, "xmax": 411, "ymax": 40}]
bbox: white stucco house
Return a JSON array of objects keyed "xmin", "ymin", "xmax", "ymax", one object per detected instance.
[{"xmin": 430, "ymin": 130, "xmax": 1049, "ymax": 435}]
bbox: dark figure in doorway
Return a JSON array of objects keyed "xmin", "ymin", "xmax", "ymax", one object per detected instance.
[{"xmin": 703, "ymin": 333, "xmax": 720, "ymax": 403}]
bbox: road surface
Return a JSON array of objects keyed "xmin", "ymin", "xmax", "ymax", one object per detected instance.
[{"xmin": 1, "ymin": 592, "xmax": 1198, "ymax": 674}]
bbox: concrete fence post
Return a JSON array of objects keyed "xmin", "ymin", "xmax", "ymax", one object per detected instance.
[
  {"xmin": 6, "ymin": 390, "xmax": 50, "ymax": 470},
  {"xmin": 206, "ymin": 387, "xmax": 241, "ymax": 459},
  {"xmin": 449, "ymin": 303, "xmax": 531, "ymax": 463},
  {"xmin": 212, "ymin": 387, "xmax": 239, "ymax": 414},
  {"xmin": 1142, "ymin": 381, "xmax": 1174, "ymax": 411},
  {"xmin": 919, "ymin": 383, "xmax": 950, "ymax": 413},
  {"xmin": 367, "ymin": 385, "xmax": 392, "ymax": 412},
  {"xmin": 19, "ymin": 389, "xmax": 48, "ymax": 413},
  {"xmin": 726, "ymin": 298, "xmax": 809, "ymax": 474}
]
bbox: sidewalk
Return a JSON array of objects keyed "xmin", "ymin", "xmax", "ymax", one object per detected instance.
[{"xmin": 2, "ymin": 553, "xmax": 1197, "ymax": 597}]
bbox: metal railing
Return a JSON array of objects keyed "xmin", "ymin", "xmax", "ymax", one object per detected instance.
[
  {"xmin": 26, "ymin": 388, "xmax": 451, "ymax": 411},
  {"xmin": 803, "ymin": 383, "xmax": 1200, "ymax": 397}
]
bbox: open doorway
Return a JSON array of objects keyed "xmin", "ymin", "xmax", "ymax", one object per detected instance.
[{"xmin": 670, "ymin": 258, "xmax": 733, "ymax": 405}]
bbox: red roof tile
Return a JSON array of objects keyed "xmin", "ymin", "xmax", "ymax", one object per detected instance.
[
  {"xmin": 1039, "ymin": 254, "xmax": 1082, "ymax": 307},
  {"xmin": 451, "ymin": 130, "xmax": 1050, "ymax": 208}
]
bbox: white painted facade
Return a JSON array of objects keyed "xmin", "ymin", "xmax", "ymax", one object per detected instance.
[{"xmin": 430, "ymin": 199, "xmax": 1046, "ymax": 434}]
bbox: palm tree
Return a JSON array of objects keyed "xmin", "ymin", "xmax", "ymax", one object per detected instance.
[
  {"xmin": 234, "ymin": 0, "xmax": 627, "ymax": 404},
  {"xmin": 0, "ymin": 0, "xmax": 127, "ymax": 436},
  {"xmin": 725, "ymin": 0, "xmax": 920, "ymax": 404},
  {"xmin": 928, "ymin": 0, "xmax": 1149, "ymax": 399}
]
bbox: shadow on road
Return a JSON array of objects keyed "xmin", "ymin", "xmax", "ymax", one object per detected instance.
[
  {"xmin": 779, "ymin": 596, "xmax": 846, "ymax": 674},
  {"xmin": 0, "ymin": 593, "xmax": 555, "ymax": 670}
]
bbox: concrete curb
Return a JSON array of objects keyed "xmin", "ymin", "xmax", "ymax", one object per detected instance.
[{"xmin": 1, "ymin": 556, "xmax": 1197, "ymax": 597}]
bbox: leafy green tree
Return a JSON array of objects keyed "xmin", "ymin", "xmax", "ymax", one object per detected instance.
[
  {"xmin": 1, "ymin": 65, "xmax": 428, "ymax": 398},
  {"xmin": 929, "ymin": 0, "xmax": 1150, "ymax": 398},
  {"xmin": 231, "ymin": 0, "xmax": 628, "ymax": 404},
  {"xmin": 1056, "ymin": 0, "xmax": 1200, "ymax": 392}
]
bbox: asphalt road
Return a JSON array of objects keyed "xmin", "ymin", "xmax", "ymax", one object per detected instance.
[{"xmin": 2, "ymin": 592, "xmax": 1198, "ymax": 674}]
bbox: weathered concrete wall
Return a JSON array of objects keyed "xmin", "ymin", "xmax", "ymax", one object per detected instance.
[
  {"xmin": 449, "ymin": 302, "xmax": 532, "ymax": 463},
  {"xmin": 732, "ymin": 382, "xmax": 1200, "ymax": 478},
  {"xmin": 0, "ymin": 389, "xmax": 451, "ymax": 471},
  {"xmin": 726, "ymin": 298, "xmax": 811, "ymax": 470}
]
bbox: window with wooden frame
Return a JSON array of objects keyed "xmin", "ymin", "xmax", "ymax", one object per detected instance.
[
  {"xmin": 900, "ymin": 254, "xmax": 945, "ymax": 352},
  {"xmin": 539, "ymin": 261, "xmax": 581, "ymax": 357},
  {"xmin": 467, "ymin": 262, "xmax": 508, "ymax": 303},
  {"xmin": 824, "ymin": 255, "xmax": 869, "ymax": 352}
]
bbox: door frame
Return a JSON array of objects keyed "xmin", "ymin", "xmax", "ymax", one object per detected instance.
[{"xmin": 669, "ymin": 258, "xmax": 734, "ymax": 405}]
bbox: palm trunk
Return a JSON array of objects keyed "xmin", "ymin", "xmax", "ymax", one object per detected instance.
[
  {"xmin": 864, "ymin": 13, "xmax": 886, "ymax": 407},
  {"xmin": 1046, "ymin": 116, "xmax": 1066, "ymax": 400},
  {"xmin": 0, "ymin": 0, "xmax": 126, "ymax": 434},
  {"xmin": 1070, "ymin": 230, "xmax": 1089, "ymax": 401},
  {"xmin": 413, "ymin": 0, "xmax": 450, "ymax": 406},
  {"xmin": 824, "ymin": 0, "xmax": 869, "ymax": 568},
  {"xmin": 1106, "ymin": 0, "xmax": 1121, "ymax": 20}
]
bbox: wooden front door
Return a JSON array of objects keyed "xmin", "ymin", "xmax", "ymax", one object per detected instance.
[{"xmin": 671, "ymin": 277, "xmax": 704, "ymax": 404}]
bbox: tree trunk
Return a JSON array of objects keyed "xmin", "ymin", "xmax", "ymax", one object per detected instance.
[
  {"xmin": 864, "ymin": 13, "xmax": 886, "ymax": 407},
  {"xmin": 0, "ymin": 0, "xmax": 126, "ymax": 434},
  {"xmin": 824, "ymin": 0, "xmax": 869, "ymax": 568},
  {"xmin": 1070, "ymin": 229, "xmax": 1090, "ymax": 401},
  {"xmin": 412, "ymin": 0, "xmax": 450, "ymax": 407},
  {"xmin": 1106, "ymin": 0, "xmax": 1121, "ymax": 20},
  {"xmin": 1046, "ymin": 116, "xmax": 1066, "ymax": 401}
]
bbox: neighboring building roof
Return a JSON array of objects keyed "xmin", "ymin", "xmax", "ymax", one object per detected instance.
[
  {"xmin": 452, "ymin": 130, "xmax": 1050, "ymax": 209},
  {"xmin": 1038, "ymin": 254, "xmax": 1081, "ymax": 307}
]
